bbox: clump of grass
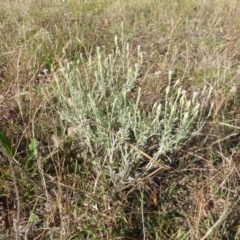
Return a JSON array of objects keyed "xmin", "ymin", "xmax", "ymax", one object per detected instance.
[{"xmin": 46, "ymin": 32, "xmax": 213, "ymax": 188}]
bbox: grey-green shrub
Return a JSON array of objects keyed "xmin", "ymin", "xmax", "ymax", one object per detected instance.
[{"xmin": 46, "ymin": 34, "xmax": 213, "ymax": 186}]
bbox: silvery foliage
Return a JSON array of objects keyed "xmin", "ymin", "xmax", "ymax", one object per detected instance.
[{"xmin": 49, "ymin": 35, "xmax": 213, "ymax": 185}]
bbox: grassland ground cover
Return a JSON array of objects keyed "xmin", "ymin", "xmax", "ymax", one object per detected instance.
[{"xmin": 0, "ymin": 0, "xmax": 240, "ymax": 239}]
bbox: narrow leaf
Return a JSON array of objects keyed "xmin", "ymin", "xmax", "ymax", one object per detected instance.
[{"xmin": 0, "ymin": 127, "xmax": 15, "ymax": 157}]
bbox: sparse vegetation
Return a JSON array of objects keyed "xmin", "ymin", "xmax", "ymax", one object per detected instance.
[{"xmin": 0, "ymin": 0, "xmax": 240, "ymax": 239}]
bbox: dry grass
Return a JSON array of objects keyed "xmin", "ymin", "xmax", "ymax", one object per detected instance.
[{"xmin": 0, "ymin": 0, "xmax": 240, "ymax": 239}]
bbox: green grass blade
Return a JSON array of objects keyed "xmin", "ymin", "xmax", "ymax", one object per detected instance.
[{"xmin": 0, "ymin": 127, "xmax": 15, "ymax": 158}]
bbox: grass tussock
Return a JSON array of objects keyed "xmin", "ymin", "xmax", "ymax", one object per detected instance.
[{"xmin": 0, "ymin": 0, "xmax": 240, "ymax": 239}]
